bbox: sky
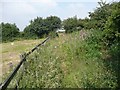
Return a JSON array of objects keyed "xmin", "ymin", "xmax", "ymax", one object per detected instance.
[{"xmin": 0, "ymin": 0, "xmax": 119, "ymax": 31}]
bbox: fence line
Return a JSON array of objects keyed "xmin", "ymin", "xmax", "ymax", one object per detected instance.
[{"xmin": 0, "ymin": 37, "xmax": 50, "ymax": 90}]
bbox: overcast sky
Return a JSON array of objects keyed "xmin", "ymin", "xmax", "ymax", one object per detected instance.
[{"xmin": 0, "ymin": 0, "xmax": 119, "ymax": 31}]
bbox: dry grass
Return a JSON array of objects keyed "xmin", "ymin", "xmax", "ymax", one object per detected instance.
[{"xmin": 0, "ymin": 39, "xmax": 44, "ymax": 82}]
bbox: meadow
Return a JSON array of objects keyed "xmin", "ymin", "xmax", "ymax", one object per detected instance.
[
  {"xmin": 13, "ymin": 29, "xmax": 119, "ymax": 88},
  {"xmin": 0, "ymin": 39, "xmax": 44, "ymax": 83}
]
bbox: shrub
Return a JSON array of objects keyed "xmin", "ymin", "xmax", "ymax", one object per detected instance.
[
  {"xmin": 1, "ymin": 22, "xmax": 20, "ymax": 42},
  {"xmin": 103, "ymin": 2, "xmax": 120, "ymax": 45}
]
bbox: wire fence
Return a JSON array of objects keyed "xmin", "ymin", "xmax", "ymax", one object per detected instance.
[{"xmin": 0, "ymin": 37, "xmax": 50, "ymax": 90}]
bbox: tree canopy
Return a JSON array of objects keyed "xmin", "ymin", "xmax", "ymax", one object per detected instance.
[
  {"xmin": 1, "ymin": 22, "xmax": 20, "ymax": 42},
  {"xmin": 23, "ymin": 16, "xmax": 61, "ymax": 39},
  {"xmin": 63, "ymin": 16, "xmax": 84, "ymax": 33},
  {"xmin": 103, "ymin": 2, "xmax": 120, "ymax": 44},
  {"xmin": 1, "ymin": 1, "xmax": 119, "ymax": 44}
]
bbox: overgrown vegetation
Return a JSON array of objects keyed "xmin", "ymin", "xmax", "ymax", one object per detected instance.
[
  {"xmin": 1, "ymin": 0, "xmax": 120, "ymax": 89},
  {"xmin": 103, "ymin": 2, "xmax": 120, "ymax": 45},
  {"xmin": 62, "ymin": 16, "xmax": 84, "ymax": 33},
  {"xmin": 23, "ymin": 16, "xmax": 61, "ymax": 39},
  {"xmin": 17, "ymin": 29, "xmax": 119, "ymax": 88},
  {"xmin": 0, "ymin": 23, "xmax": 20, "ymax": 42},
  {"xmin": 1, "ymin": 16, "xmax": 61, "ymax": 42}
]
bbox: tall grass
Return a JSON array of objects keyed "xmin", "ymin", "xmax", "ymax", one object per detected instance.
[{"xmin": 16, "ymin": 29, "xmax": 118, "ymax": 88}]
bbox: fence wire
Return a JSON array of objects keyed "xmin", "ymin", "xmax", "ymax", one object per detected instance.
[{"xmin": 0, "ymin": 37, "xmax": 50, "ymax": 90}]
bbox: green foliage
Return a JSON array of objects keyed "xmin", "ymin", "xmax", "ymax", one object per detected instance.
[
  {"xmin": 0, "ymin": 24, "xmax": 2, "ymax": 43},
  {"xmin": 104, "ymin": 42, "xmax": 120, "ymax": 88},
  {"xmin": 45, "ymin": 16, "xmax": 61, "ymax": 32},
  {"xmin": 48, "ymin": 31, "xmax": 59, "ymax": 38},
  {"xmin": 11, "ymin": 30, "xmax": 118, "ymax": 88},
  {"xmin": 18, "ymin": 45, "xmax": 63, "ymax": 88},
  {"xmin": 79, "ymin": 18, "xmax": 91, "ymax": 29},
  {"xmin": 24, "ymin": 25, "xmax": 38, "ymax": 39},
  {"xmin": 61, "ymin": 30, "xmax": 118, "ymax": 88},
  {"xmin": 24, "ymin": 17, "xmax": 45, "ymax": 39},
  {"xmin": 2, "ymin": 1, "xmax": 119, "ymax": 88},
  {"xmin": 1, "ymin": 22, "xmax": 20, "ymax": 42},
  {"xmin": 88, "ymin": 1, "xmax": 120, "ymax": 46},
  {"xmin": 23, "ymin": 16, "xmax": 61, "ymax": 39},
  {"xmin": 103, "ymin": 2, "xmax": 120, "ymax": 45},
  {"xmin": 63, "ymin": 16, "xmax": 83, "ymax": 33},
  {"xmin": 89, "ymin": 0, "xmax": 113, "ymax": 30}
]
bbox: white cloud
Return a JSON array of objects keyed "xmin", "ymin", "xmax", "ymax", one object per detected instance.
[
  {"xmin": 1, "ymin": 0, "xmax": 119, "ymax": 31},
  {"xmin": 2, "ymin": 1, "xmax": 38, "ymax": 30},
  {"xmin": 1, "ymin": 0, "xmax": 96, "ymax": 30},
  {"xmin": 1, "ymin": 0, "xmax": 57, "ymax": 30},
  {"xmin": 63, "ymin": 3, "xmax": 86, "ymax": 19},
  {"xmin": 40, "ymin": 2, "xmax": 96, "ymax": 19},
  {"xmin": 3, "ymin": 2, "xmax": 37, "ymax": 15}
]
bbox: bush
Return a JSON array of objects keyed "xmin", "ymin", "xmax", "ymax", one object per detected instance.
[
  {"xmin": 103, "ymin": 2, "xmax": 120, "ymax": 45},
  {"xmin": 63, "ymin": 16, "xmax": 83, "ymax": 33},
  {"xmin": 23, "ymin": 16, "xmax": 61, "ymax": 39},
  {"xmin": 49, "ymin": 31, "xmax": 59, "ymax": 38},
  {"xmin": 1, "ymin": 22, "xmax": 20, "ymax": 42}
]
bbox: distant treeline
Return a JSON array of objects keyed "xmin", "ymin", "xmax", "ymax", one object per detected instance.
[{"xmin": 0, "ymin": 1, "xmax": 120, "ymax": 44}]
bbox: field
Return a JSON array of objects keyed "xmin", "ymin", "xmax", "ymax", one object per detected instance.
[
  {"xmin": 1, "ymin": 30, "xmax": 119, "ymax": 88},
  {"xmin": 0, "ymin": 39, "xmax": 44, "ymax": 82}
]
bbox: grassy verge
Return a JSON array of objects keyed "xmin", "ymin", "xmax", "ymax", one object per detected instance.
[
  {"xmin": 8, "ymin": 29, "xmax": 119, "ymax": 88},
  {"xmin": 0, "ymin": 39, "xmax": 44, "ymax": 83}
]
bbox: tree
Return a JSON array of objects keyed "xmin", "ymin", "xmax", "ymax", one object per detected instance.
[
  {"xmin": 103, "ymin": 2, "xmax": 120, "ymax": 45},
  {"xmin": 45, "ymin": 16, "xmax": 61, "ymax": 32},
  {"xmin": 78, "ymin": 18, "xmax": 90, "ymax": 29},
  {"xmin": 23, "ymin": 17, "xmax": 44, "ymax": 39},
  {"xmin": 88, "ymin": 1, "xmax": 120, "ymax": 45},
  {"xmin": 88, "ymin": 0, "xmax": 112, "ymax": 30},
  {"xmin": 1, "ymin": 22, "xmax": 20, "ymax": 42},
  {"xmin": 23, "ymin": 16, "xmax": 61, "ymax": 38},
  {"xmin": 63, "ymin": 16, "xmax": 83, "ymax": 33}
]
